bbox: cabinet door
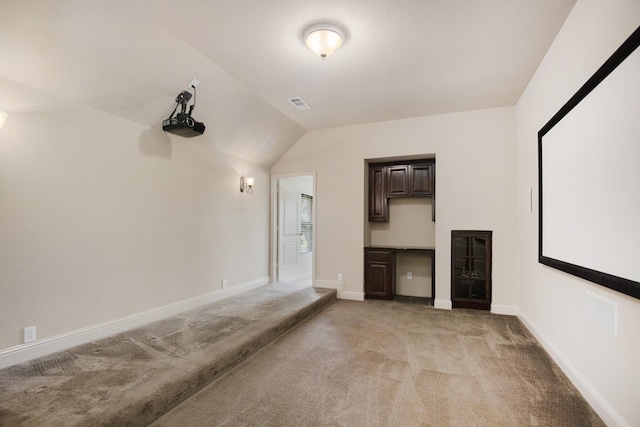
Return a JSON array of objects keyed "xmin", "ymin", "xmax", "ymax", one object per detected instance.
[
  {"xmin": 365, "ymin": 250, "xmax": 396, "ymax": 299},
  {"xmin": 409, "ymin": 164, "xmax": 433, "ymax": 196},
  {"xmin": 369, "ymin": 166, "xmax": 388, "ymax": 222},
  {"xmin": 451, "ymin": 231, "xmax": 492, "ymax": 310},
  {"xmin": 386, "ymin": 165, "xmax": 409, "ymax": 197},
  {"xmin": 366, "ymin": 263, "xmax": 393, "ymax": 298}
]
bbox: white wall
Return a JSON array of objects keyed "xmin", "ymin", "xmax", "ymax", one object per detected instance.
[
  {"xmin": 0, "ymin": 84, "xmax": 270, "ymax": 354},
  {"xmin": 272, "ymin": 106, "xmax": 517, "ymax": 311},
  {"xmin": 370, "ymin": 198, "xmax": 435, "ymax": 247},
  {"xmin": 515, "ymin": 1, "xmax": 640, "ymax": 425}
]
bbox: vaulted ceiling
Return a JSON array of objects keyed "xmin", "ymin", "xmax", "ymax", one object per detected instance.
[{"xmin": 0, "ymin": 0, "xmax": 576, "ymax": 166}]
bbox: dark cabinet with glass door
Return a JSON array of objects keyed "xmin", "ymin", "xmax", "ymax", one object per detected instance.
[{"xmin": 451, "ymin": 230, "xmax": 492, "ymax": 310}]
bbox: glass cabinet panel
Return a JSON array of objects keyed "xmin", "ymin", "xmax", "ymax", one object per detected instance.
[
  {"xmin": 453, "ymin": 237, "xmax": 469, "ymax": 257},
  {"xmin": 470, "ymin": 259, "xmax": 486, "ymax": 279},
  {"xmin": 471, "ymin": 281, "xmax": 486, "ymax": 300},
  {"xmin": 455, "ymin": 280, "xmax": 470, "ymax": 299},
  {"xmin": 471, "ymin": 237, "xmax": 486, "ymax": 257}
]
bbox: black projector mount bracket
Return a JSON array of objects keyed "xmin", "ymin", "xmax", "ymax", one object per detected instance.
[{"xmin": 162, "ymin": 81, "xmax": 205, "ymax": 137}]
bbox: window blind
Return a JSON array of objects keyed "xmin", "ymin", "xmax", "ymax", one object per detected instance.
[{"xmin": 300, "ymin": 194, "xmax": 312, "ymax": 254}]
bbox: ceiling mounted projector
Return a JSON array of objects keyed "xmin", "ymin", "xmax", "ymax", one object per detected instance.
[{"xmin": 163, "ymin": 87, "xmax": 205, "ymax": 137}]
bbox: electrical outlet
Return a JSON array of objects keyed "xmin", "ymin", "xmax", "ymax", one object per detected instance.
[
  {"xmin": 222, "ymin": 279, "xmax": 228, "ymax": 289},
  {"xmin": 24, "ymin": 326, "xmax": 36, "ymax": 343},
  {"xmin": 407, "ymin": 272, "xmax": 413, "ymax": 279},
  {"xmin": 338, "ymin": 273, "xmax": 343, "ymax": 281},
  {"xmin": 189, "ymin": 78, "xmax": 199, "ymax": 89}
]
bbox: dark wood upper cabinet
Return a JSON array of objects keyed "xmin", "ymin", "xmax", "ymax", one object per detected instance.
[
  {"xmin": 410, "ymin": 163, "xmax": 433, "ymax": 196},
  {"xmin": 368, "ymin": 165, "xmax": 388, "ymax": 222},
  {"xmin": 386, "ymin": 165, "xmax": 410, "ymax": 197},
  {"xmin": 386, "ymin": 163, "xmax": 433, "ymax": 198},
  {"xmin": 368, "ymin": 160, "xmax": 435, "ymax": 222}
]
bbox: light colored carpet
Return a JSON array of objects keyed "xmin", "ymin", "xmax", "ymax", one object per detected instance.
[
  {"xmin": 0, "ymin": 283, "xmax": 336, "ymax": 426},
  {"xmin": 151, "ymin": 299, "xmax": 604, "ymax": 427}
]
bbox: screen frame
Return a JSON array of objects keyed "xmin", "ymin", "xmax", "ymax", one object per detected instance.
[{"xmin": 538, "ymin": 26, "xmax": 640, "ymax": 300}]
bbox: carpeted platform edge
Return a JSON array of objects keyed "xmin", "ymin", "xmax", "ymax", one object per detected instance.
[{"xmin": 91, "ymin": 288, "xmax": 337, "ymax": 427}]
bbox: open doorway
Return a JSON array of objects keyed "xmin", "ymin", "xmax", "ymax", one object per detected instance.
[{"xmin": 272, "ymin": 174, "xmax": 315, "ymax": 287}]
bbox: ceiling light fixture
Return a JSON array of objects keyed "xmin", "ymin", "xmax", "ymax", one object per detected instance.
[{"xmin": 303, "ymin": 23, "xmax": 346, "ymax": 59}]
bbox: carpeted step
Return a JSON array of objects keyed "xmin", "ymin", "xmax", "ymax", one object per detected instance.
[{"xmin": 0, "ymin": 284, "xmax": 336, "ymax": 426}]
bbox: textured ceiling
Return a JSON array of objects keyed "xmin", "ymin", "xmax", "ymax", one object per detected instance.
[{"xmin": 0, "ymin": 0, "xmax": 576, "ymax": 165}]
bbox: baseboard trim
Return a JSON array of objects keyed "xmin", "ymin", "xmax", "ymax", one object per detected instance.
[
  {"xmin": 0, "ymin": 276, "xmax": 270, "ymax": 369},
  {"xmin": 434, "ymin": 299, "xmax": 452, "ymax": 310},
  {"xmin": 517, "ymin": 310, "xmax": 627, "ymax": 427},
  {"xmin": 313, "ymin": 280, "xmax": 364, "ymax": 301},
  {"xmin": 491, "ymin": 304, "xmax": 518, "ymax": 316},
  {"xmin": 313, "ymin": 279, "xmax": 340, "ymax": 290},
  {"xmin": 338, "ymin": 291, "xmax": 365, "ymax": 301}
]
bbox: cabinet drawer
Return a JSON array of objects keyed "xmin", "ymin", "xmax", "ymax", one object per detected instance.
[{"xmin": 366, "ymin": 250, "xmax": 393, "ymax": 263}]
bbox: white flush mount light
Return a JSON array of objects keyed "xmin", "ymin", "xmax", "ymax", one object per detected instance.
[{"xmin": 303, "ymin": 23, "xmax": 346, "ymax": 59}]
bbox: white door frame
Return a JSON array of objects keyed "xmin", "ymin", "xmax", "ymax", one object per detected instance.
[{"xmin": 271, "ymin": 172, "xmax": 316, "ymax": 285}]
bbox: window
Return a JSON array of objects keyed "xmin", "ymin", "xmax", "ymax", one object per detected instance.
[{"xmin": 300, "ymin": 194, "xmax": 312, "ymax": 254}]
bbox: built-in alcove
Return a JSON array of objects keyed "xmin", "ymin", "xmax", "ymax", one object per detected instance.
[
  {"xmin": 396, "ymin": 252, "xmax": 432, "ymax": 298},
  {"xmin": 364, "ymin": 157, "xmax": 436, "ymax": 301},
  {"xmin": 370, "ymin": 198, "xmax": 435, "ymax": 247}
]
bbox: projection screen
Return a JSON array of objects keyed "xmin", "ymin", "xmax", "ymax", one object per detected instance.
[{"xmin": 538, "ymin": 26, "xmax": 640, "ymax": 300}]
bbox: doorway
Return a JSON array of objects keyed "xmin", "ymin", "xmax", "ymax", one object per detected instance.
[{"xmin": 272, "ymin": 174, "xmax": 315, "ymax": 286}]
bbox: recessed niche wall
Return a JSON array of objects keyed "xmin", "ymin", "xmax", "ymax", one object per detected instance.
[{"xmin": 370, "ymin": 198, "xmax": 435, "ymax": 247}]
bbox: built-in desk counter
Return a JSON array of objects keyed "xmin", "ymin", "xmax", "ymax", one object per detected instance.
[{"xmin": 364, "ymin": 246, "xmax": 435, "ymax": 301}]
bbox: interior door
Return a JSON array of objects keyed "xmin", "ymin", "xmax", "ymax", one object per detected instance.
[{"xmin": 278, "ymin": 180, "xmax": 301, "ymax": 283}]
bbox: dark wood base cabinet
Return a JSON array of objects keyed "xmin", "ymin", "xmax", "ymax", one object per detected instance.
[
  {"xmin": 451, "ymin": 230, "xmax": 492, "ymax": 310},
  {"xmin": 365, "ymin": 246, "xmax": 435, "ymax": 302},
  {"xmin": 364, "ymin": 249, "xmax": 396, "ymax": 299}
]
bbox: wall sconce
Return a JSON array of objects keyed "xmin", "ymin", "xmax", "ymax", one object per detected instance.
[
  {"xmin": 240, "ymin": 174, "xmax": 254, "ymax": 194},
  {"xmin": 0, "ymin": 111, "xmax": 8, "ymax": 130}
]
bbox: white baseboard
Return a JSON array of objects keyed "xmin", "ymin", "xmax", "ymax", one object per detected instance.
[
  {"xmin": 434, "ymin": 299, "xmax": 452, "ymax": 310},
  {"xmin": 313, "ymin": 279, "xmax": 340, "ymax": 290},
  {"xmin": 491, "ymin": 304, "xmax": 518, "ymax": 316},
  {"xmin": 338, "ymin": 291, "xmax": 365, "ymax": 301},
  {"xmin": 517, "ymin": 310, "xmax": 627, "ymax": 427},
  {"xmin": 313, "ymin": 279, "xmax": 364, "ymax": 301},
  {"xmin": 0, "ymin": 277, "xmax": 269, "ymax": 369}
]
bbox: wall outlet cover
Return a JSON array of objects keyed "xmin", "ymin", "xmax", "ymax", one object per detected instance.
[{"xmin": 24, "ymin": 326, "xmax": 36, "ymax": 343}]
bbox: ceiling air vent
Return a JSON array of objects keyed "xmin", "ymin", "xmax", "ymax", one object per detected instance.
[{"xmin": 288, "ymin": 97, "xmax": 311, "ymax": 110}]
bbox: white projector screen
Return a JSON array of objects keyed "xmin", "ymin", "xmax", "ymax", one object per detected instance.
[{"xmin": 538, "ymin": 26, "xmax": 640, "ymax": 300}]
